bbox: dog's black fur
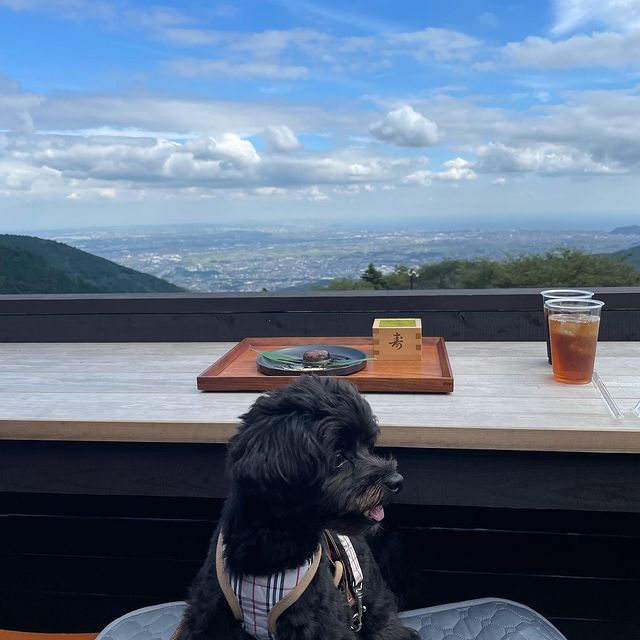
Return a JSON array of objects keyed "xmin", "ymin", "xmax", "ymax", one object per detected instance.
[{"xmin": 181, "ymin": 375, "xmax": 418, "ymax": 640}]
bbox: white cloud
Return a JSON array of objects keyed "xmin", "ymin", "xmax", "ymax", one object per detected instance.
[
  {"xmin": 0, "ymin": 76, "xmax": 45, "ymax": 132},
  {"xmin": 373, "ymin": 88, "xmax": 640, "ymax": 174},
  {"xmin": 405, "ymin": 157, "xmax": 477, "ymax": 185},
  {"xmin": 369, "ymin": 105, "xmax": 442, "ymax": 147},
  {"xmin": 96, "ymin": 187, "xmax": 117, "ymax": 199},
  {"xmin": 439, "ymin": 157, "xmax": 478, "ymax": 180},
  {"xmin": 227, "ymin": 28, "xmax": 330, "ymax": 59},
  {"xmin": 160, "ymin": 28, "xmax": 218, "ymax": 46},
  {"xmin": 298, "ymin": 187, "xmax": 329, "ymax": 202},
  {"xmin": 169, "ymin": 59, "xmax": 309, "ymax": 80},
  {"xmin": 185, "ymin": 134, "xmax": 261, "ymax": 166},
  {"xmin": 475, "ymin": 142, "xmax": 623, "ymax": 175},
  {"xmin": 388, "ymin": 28, "xmax": 480, "ymax": 62},
  {"xmin": 552, "ymin": 0, "xmax": 640, "ymax": 34},
  {"xmin": 0, "ymin": 130, "xmax": 427, "ymax": 200},
  {"xmin": 302, "ymin": 186, "xmax": 328, "ymax": 201},
  {"xmin": 253, "ymin": 186, "xmax": 287, "ymax": 196},
  {"xmin": 264, "ymin": 125, "xmax": 302, "ymax": 152},
  {"xmin": 0, "ymin": 84, "xmax": 346, "ymax": 139},
  {"xmin": 503, "ymin": 31, "xmax": 640, "ymax": 69}
]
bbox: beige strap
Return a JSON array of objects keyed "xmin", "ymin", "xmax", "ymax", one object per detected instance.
[
  {"xmin": 168, "ymin": 619, "xmax": 184, "ymax": 640},
  {"xmin": 332, "ymin": 560, "xmax": 343, "ymax": 588},
  {"xmin": 267, "ymin": 544, "xmax": 322, "ymax": 634},
  {"xmin": 215, "ymin": 533, "xmax": 243, "ymax": 622}
]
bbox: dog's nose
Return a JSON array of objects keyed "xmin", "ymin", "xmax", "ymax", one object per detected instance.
[{"xmin": 384, "ymin": 472, "xmax": 404, "ymax": 493}]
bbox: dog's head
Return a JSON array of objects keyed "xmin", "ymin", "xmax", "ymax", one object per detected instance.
[{"xmin": 227, "ymin": 375, "xmax": 403, "ymax": 534}]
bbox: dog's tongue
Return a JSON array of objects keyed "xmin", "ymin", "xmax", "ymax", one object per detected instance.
[{"xmin": 368, "ymin": 505, "xmax": 385, "ymax": 521}]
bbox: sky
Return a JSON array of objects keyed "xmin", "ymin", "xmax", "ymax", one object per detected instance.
[{"xmin": 0, "ymin": 0, "xmax": 639, "ymax": 231}]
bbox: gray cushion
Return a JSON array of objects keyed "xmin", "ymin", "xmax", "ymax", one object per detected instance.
[
  {"xmin": 98, "ymin": 602, "xmax": 186, "ymax": 640},
  {"xmin": 398, "ymin": 598, "xmax": 567, "ymax": 640},
  {"xmin": 97, "ymin": 598, "xmax": 567, "ymax": 640}
]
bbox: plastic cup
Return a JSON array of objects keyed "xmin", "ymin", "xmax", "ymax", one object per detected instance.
[
  {"xmin": 541, "ymin": 289, "xmax": 593, "ymax": 364},
  {"xmin": 544, "ymin": 298, "xmax": 604, "ymax": 384}
]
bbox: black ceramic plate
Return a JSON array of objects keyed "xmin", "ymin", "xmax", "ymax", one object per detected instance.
[{"xmin": 256, "ymin": 344, "xmax": 368, "ymax": 377}]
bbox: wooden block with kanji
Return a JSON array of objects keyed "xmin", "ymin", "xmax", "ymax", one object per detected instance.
[{"xmin": 372, "ymin": 318, "xmax": 422, "ymax": 360}]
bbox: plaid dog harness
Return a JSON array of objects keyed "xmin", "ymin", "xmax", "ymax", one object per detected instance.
[{"xmin": 216, "ymin": 531, "xmax": 364, "ymax": 640}]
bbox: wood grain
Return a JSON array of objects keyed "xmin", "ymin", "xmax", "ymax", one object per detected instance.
[
  {"xmin": 1, "ymin": 341, "xmax": 639, "ymax": 452},
  {"xmin": 196, "ymin": 336, "xmax": 453, "ymax": 393}
]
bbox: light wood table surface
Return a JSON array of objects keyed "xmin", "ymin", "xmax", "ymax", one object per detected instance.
[{"xmin": 1, "ymin": 342, "xmax": 639, "ymax": 453}]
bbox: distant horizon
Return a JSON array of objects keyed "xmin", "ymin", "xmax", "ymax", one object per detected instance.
[{"xmin": 3, "ymin": 215, "xmax": 639, "ymax": 237}]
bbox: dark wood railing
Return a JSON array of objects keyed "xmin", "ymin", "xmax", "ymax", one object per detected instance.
[{"xmin": 1, "ymin": 286, "xmax": 639, "ymax": 341}]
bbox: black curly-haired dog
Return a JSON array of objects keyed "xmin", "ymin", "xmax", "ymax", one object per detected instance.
[{"xmin": 180, "ymin": 375, "xmax": 417, "ymax": 640}]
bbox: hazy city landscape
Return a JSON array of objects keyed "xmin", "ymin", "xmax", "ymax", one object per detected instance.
[{"xmin": 45, "ymin": 224, "xmax": 640, "ymax": 292}]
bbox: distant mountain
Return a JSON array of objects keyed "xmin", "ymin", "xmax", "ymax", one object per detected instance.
[
  {"xmin": 0, "ymin": 235, "xmax": 184, "ymax": 294},
  {"xmin": 610, "ymin": 225, "xmax": 640, "ymax": 235},
  {"xmin": 610, "ymin": 244, "xmax": 640, "ymax": 269}
]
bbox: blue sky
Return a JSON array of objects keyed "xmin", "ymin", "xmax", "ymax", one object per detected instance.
[{"xmin": 0, "ymin": 0, "xmax": 639, "ymax": 230}]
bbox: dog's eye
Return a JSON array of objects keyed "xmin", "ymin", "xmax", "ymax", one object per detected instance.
[{"xmin": 333, "ymin": 452, "xmax": 346, "ymax": 468}]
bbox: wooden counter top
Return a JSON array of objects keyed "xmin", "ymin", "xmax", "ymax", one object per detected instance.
[{"xmin": 1, "ymin": 341, "xmax": 639, "ymax": 453}]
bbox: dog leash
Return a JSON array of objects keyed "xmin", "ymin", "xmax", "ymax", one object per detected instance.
[{"xmin": 322, "ymin": 530, "xmax": 366, "ymax": 632}]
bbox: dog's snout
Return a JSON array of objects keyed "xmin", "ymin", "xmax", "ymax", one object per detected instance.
[{"xmin": 384, "ymin": 472, "xmax": 404, "ymax": 493}]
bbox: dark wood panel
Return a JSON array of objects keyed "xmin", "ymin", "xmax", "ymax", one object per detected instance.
[
  {"xmin": 0, "ymin": 442, "xmax": 230, "ymax": 498},
  {"xmin": 412, "ymin": 570, "xmax": 639, "ymax": 621},
  {"xmin": 4, "ymin": 443, "xmax": 640, "ymax": 513},
  {"xmin": 0, "ymin": 310, "xmax": 635, "ymax": 342},
  {"xmin": 386, "ymin": 447, "xmax": 640, "ymax": 512},
  {"xmin": 5, "ymin": 494, "xmax": 640, "ymax": 535},
  {"xmin": 400, "ymin": 529, "xmax": 640, "ymax": 578},
  {"xmin": 4, "ymin": 515, "xmax": 638, "ymax": 579},
  {"xmin": 549, "ymin": 618, "xmax": 638, "ymax": 640},
  {"xmin": 3, "ymin": 564, "xmax": 634, "ymax": 628},
  {"xmin": 1, "ymin": 288, "xmax": 637, "ymax": 314},
  {"xmin": 0, "ymin": 593, "xmax": 161, "ymax": 633},
  {"xmin": 387, "ymin": 502, "xmax": 640, "ymax": 536},
  {"xmin": 1, "ymin": 494, "xmax": 637, "ymax": 636},
  {"xmin": 2, "ymin": 554, "xmax": 198, "ymax": 599},
  {"xmin": 1, "ymin": 516, "xmax": 215, "ymax": 559},
  {"xmin": 1, "ymin": 288, "xmax": 638, "ymax": 342},
  {"xmin": 0, "ymin": 310, "xmax": 539, "ymax": 342}
]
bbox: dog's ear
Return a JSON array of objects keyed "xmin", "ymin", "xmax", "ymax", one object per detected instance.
[{"xmin": 227, "ymin": 412, "xmax": 327, "ymax": 503}]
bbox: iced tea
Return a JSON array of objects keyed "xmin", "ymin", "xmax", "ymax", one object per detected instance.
[
  {"xmin": 549, "ymin": 314, "xmax": 600, "ymax": 384},
  {"xmin": 541, "ymin": 289, "xmax": 593, "ymax": 364}
]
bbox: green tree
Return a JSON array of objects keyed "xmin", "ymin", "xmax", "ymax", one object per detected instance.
[
  {"xmin": 360, "ymin": 262, "xmax": 388, "ymax": 289},
  {"xmin": 384, "ymin": 265, "xmax": 412, "ymax": 289},
  {"xmin": 415, "ymin": 260, "xmax": 465, "ymax": 289},
  {"xmin": 320, "ymin": 277, "xmax": 375, "ymax": 290}
]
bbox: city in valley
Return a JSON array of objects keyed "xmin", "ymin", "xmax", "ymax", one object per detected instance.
[{"xmin": 47, "ymin": 224, "xmax": 640, "ymax": 292}]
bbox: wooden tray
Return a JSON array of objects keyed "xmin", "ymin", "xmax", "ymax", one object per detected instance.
[{"xmin": 197, "ymin": 337, "xmax": 453, "ymax": 393}]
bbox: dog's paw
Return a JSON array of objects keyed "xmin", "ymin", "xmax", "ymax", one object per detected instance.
[{"xmin": 402, "ymin": 629, "xmax": 421, "ymax": 640}]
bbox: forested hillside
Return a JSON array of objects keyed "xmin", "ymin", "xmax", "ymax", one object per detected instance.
[
  {"xmin": 321, "ymin": 249, "xmax": 640, "ymax": 290},
  {"xmin": 0, "ymin": 235, "xmax": 184, "ymax": 294}
]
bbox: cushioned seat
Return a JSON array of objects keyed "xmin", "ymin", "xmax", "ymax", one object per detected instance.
[
  {"xmin": 398, "ymin": 598, "xmax": 567, "ymax": 640},
  {"xmin": 97, "ymin": 598, "xmax": 567, "ymax": 640}
]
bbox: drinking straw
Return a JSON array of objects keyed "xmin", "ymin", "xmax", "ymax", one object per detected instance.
[{"xmin": 591, "ymin": 371, "xmax": 625, "ymax": 420}]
